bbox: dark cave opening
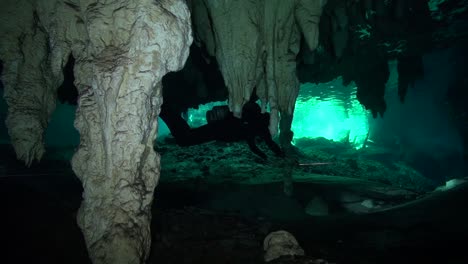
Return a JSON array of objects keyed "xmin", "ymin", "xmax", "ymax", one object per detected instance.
[
  {"xmin": 161, "ymin": 44, "xmax": 228, "ymax": 114},
  {"xmin": 57, "ymin": 54, "xmax": 78, "ymax": 106}
]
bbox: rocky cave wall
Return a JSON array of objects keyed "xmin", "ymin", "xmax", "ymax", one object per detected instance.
[
  {"xmin": 163, "ymin": 0, "xmax": 426, "ymax": 138},
  {"xmin": 74, "ymin": 0, "xmax": 468, "ymax": 161},
  {"xmin": 161, "ymin": 0, "xmax": 467, "ymax": 151},
  {"xmin": 0, "ymin": 0, "xmax": 192, "ymax": 263},
  {"xmin": 172, "ymin": 0, "xmax": 462, "ymax": 112}
]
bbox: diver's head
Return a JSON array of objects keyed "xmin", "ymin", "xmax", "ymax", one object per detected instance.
[{"xmin": 242, "ymin": 101, "xmax": 261, "ymax": 121}]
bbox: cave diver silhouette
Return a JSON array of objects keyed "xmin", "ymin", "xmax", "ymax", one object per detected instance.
[{"xmin": 159, "ymin": 100, "xmax": 285, "ymax": 159}]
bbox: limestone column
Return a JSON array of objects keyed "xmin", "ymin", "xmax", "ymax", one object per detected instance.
[{"xmin": 70, "ymin": 1, "xmax": 192, "ymax": 263}]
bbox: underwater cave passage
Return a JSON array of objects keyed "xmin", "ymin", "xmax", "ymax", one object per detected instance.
[{"xmin": 1, "ymin": 1, "xmax": 468, "ymax": 263}]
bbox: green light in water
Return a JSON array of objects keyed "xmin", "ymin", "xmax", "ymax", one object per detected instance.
[
  {"xmin": 181, "ymin": 78, "xmax": 370, "ymax": 148},
  {"xmin": 187, "ymin": 100, "xmax": 228, "ymax": 127},
  {"xmin": 292, "ymin": 79, "xmax": 370, "ymax": 148},
  {"xmin": 157, "ymin": 101, "xmax": 228, "ymax": 141}
]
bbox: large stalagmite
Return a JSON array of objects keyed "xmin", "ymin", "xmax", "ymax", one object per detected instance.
[
  {"xmin": 0, "ymin": 0, "xmax": 192, "ymax": 263},
  {"xmin": 191, "ymin": 0, "xmax": 325, "ymax": 146},
  {"xmin": 70, "ymin": 1, "xmax": 192, "ymax": 263}
]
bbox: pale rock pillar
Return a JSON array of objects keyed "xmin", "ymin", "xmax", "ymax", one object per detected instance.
[
  {"xmin": 69, "ymin": 0, "xmax": 192, "ymax": 263},
  {"xmin": 262, "ymin": 0, "xmax": 300, "ymax": 140},
  {"xmin": 261, "ymin": 0, "xmax": 324, "ymax": 146}
]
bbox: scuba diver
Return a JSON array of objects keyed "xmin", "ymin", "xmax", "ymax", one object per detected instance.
[{"xmin": 159, "ymin": 101, "xmax": 285, "ymax": 159}]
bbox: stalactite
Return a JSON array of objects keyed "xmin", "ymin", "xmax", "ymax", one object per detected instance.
[
  {"xmin": 0, "ymin": 0, "xmax": 64, "ymax": 166},
  {"xmin": 191, "ymin": 0, "xmax": 325, "ymax": 143}
]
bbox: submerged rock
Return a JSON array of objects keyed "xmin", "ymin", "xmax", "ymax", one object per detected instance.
[{"xmin": 264, "ymin": 230, "xmax": 305, "ymax": 262}]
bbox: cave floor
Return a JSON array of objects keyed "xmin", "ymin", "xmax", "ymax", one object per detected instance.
[
  {"xmin": 156, "ymin": 137, "xmax": 439, "ymax": 192},
  {"xmin": 1, "ymin": 142, "xmax": 468, "ymax": 264}
]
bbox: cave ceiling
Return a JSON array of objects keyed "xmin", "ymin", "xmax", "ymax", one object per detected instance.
[{"xmin": 163, "ymin": 0, "xmax": 468, "ymax": 118}]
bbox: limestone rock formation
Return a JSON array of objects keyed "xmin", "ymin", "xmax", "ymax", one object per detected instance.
[
  {"xmin": 191, "ymin": 0, "xmax": 325, "ymax": 142},
  {"xmin": 70, "ymin": 1, "xmax": 192, "ymax": 263},
  {"xmin": 263, "ymin": 230, "xmax": 305, "ymax": 262},
  {"xmin": 1, "ymin": 0, "xmax": 192, "ymax": 263},
  {"xmin": 191, "ymin": 0, "xmax": 265, "ymax": 117},
  {"xmin": 0, "ymin": 0, "xmax": 64, "ymax": 166},
  {"xmin": 264, "ymin": 0, "xmax": 325, "ymax": 144}
]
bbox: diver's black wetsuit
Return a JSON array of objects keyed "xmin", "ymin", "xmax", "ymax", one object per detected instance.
[{"xmin": 159, "ymin": 102, "xmax": 284, "ymax": 159}]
